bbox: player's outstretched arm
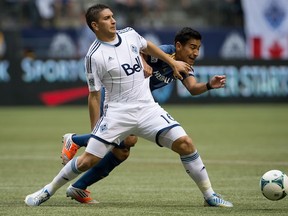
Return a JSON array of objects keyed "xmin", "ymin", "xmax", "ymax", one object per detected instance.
[
  {"xmin": 209, "ymin": 75, "xmax": 226, "ymax": 89},
  {"xmin": 183, "ymin": 75, "xmax": 226, "ymax": 96}
]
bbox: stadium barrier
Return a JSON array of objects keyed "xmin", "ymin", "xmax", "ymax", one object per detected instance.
[{"xmin": 0, "ymin": 57, "xmax": 287, "ymax": 106}]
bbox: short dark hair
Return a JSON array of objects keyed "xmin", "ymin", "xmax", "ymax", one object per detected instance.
[
  {"xmin": 85, "ymin": 4, "xmax": 111, "ymax": 31},
  {"xmin": 174, "ymin": 27, "xmax": 202, "ymax": 45}
]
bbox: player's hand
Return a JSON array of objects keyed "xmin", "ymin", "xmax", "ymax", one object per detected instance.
[
  {"xmin": 143, "ymin": 59, "xmax": 153, "ymax": 78},
  {"xmin": 140, "ymin": 52, "xmax": 153, "ymax": 78},
  {"xmin": 209, "ymin": 75, "xmax": 226, "ymax": 88},
  {"xmin": 172, "ymin": 60, "xmax": 190, "ymax": 80}
]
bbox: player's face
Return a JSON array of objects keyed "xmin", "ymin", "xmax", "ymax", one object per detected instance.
[
  {"xmin": 93, "ymin": 9, "xmax": 116, "ymax": 40},
  {"xmin": 175, "ymin": 39, "xmax": 201, "ymax": 66}
]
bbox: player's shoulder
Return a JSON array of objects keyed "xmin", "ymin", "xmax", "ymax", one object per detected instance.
[
  {"xmin": 159, "ymin": 44, "xmax": 175, "ymax": 55},
  {"xmin": 86, "ymin": 40, "xmax": 102, "ymax": 57},
  {"xmin": 117, "ymin": 27, "xmax": 136, "ymax": 35}
]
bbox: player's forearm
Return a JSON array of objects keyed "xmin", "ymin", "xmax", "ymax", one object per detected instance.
[
  {"xmin": 184, "ymin": 77, "xmax": 212, "ymax": 95},
  {"xmin": 144, "ymin": 41, "xmax": 189, "ymax": 80},
  {"xmin": 189, "ymin": 82, "xmax": 210, "ymax": 95},
  {"xmin": 144, "ymin": 41, "xmax": 175, "ymax": 68}
]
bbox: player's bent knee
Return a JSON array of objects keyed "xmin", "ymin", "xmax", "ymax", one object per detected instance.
[
  {"xmin": 124, "ymin": 135, "xmax": 138, "ymax": 147},
  {"xmin": 112, "ymin": 147, "xmax": 130, "ymax": 161},
  {"xmin": 172, "ymin": 136, "xmax": 195, "ymax": 155}
]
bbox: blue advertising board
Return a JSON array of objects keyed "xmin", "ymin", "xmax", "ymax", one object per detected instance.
[{"xmin": 0, "ymin": 28, "xmax": 287, "ymax": 106}]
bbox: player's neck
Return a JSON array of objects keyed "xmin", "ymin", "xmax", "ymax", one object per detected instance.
[{"xmin": 97, "ymin": 33, "xmax": 116, "ymax": 43}]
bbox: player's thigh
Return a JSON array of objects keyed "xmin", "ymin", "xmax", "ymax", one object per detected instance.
[
  {"xmin": 86, "ymin": 137, "xmax": 114, "ymax": 158},
  {"xmin": 92, "ymin": 106, "xmax": 137, "ymax": 146},
  {"xmin": 138, "ymin": 104, "xmax": 184, "ymax": 144}
]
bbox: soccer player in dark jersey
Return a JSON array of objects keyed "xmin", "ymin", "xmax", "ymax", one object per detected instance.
[{"xmin": 61, "ymin": 27, "xmax": 229, "ymax": 206}]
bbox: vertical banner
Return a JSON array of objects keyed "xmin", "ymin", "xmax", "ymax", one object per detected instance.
[{"xmin": 241, "ymin": 0, "xmax": 288, "ymax": 59}]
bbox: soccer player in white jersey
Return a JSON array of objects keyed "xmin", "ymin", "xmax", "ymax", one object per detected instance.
[
  {"xmin": 25, "ymin": 4, "xmax": 233, "ymax": 208},
  {"xmin": 61, "ymin": 27, "xmax": 230, "ymax": 206}
]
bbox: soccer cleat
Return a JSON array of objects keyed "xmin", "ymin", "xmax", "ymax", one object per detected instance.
[
  {"xmin": 66, "ymin": 184, "xmax": 99, "ymax": 204},
  {"xmin": 204, "ymin": 193, "xmax": 233, "ymax": 207},
  {"xmin": 61, "ymin": 133, "xmax": 79, "ymax": 165},
  {"xmin": 25, "ymin": 188, "xmax": 51, "ymax": 206}
]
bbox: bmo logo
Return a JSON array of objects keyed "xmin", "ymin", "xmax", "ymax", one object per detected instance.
[{"xmin": 121, "ymin": 56, "xmax": 143, "ymax": 76}]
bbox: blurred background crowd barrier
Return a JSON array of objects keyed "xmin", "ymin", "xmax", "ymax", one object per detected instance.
[{"xmin": 0, "ymin": 0, "xmax": 287, "ymax": 105}]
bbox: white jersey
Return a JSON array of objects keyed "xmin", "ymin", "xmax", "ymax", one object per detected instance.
[
  {"xmin": 83, "ymin": 29, "xmax": 187, "ymax": 157},
  {"xmin": 85, "ymin": 27, "xmax": 154, "ymax": 104}
]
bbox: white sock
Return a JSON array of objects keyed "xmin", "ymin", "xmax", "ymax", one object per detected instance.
[
  {"xmin": 45, "ymin": 157, "xmax": 82, "ymax": 195},
  {"xmin": 180, "ymin": 150, "xmax": 214, "ymax": 199}
]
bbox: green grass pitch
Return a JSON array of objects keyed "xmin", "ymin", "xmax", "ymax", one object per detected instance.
[{"xmin": 0, "ymin": 104, "xmax": 287, "ymax": 216}]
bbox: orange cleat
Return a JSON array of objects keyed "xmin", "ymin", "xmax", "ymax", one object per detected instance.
[
  {"xmin": 66, "ymin": 185, "xmax": 99, "ymax": 204},
  {"xmin": 61, "ymin": 133, "xmax": 79, "ymax": 165}
]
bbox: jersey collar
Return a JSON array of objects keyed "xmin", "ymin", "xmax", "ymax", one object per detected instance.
[
  {"xmin": 98, "ymin": 34, "xmax": 122, "ymax": 47},
  {"xmin": 114, "ymin": 34, "xmax": 122, "ymax": 47}
]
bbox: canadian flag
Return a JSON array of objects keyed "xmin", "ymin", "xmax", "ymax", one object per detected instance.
[{"xmin": 241, "ymin": 0, "xmax": 288, "ymax": 59}]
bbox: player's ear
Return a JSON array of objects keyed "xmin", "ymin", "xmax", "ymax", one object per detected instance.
[
  {"xmin": 91, "ymin": 21, "xmax": 98, "ymax": 31},
  {"xmin": 175, "ymin": 41, "xmax": 182, "ymax": 50}
]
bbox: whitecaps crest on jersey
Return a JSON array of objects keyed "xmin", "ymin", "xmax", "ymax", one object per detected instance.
[{"xmin": 130, "ymin": 44, "xmax": 138, "ymax": 54}]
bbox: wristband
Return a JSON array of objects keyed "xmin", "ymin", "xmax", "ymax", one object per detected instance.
[{"xmin": 206, "ymin": 82, "xmax": 213, "ymax": 90}]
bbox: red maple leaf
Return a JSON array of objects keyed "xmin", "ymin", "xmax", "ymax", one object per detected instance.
[{"xmin": 269, "ymin": 41, "xmax": 283, "ymax": 58}]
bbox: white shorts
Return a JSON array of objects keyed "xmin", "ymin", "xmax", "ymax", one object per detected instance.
[{"xmin": 85, "ymin": 102, "xmax": 187, "ymax": 157}]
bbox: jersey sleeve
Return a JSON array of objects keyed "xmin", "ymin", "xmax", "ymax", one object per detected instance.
[
  {"xmin": 181, "ymin": 66, "xmax": 195, "ymax": 81},
  {"xmin": 133, "ymin": 28, "xmax": 147, "ymax": 51},
  {"xmin": 159, "ymin": 44, "xmax": 175, "ymax": 54},
  {"xmin": 118, "ymin": 27, "xmax": 147, "ymax": 51},
  {"xmin": 138, "ymin": 34, "xmax": 147, "ymax": 50},
  {"xmin": 85, "ymin": 55, "xmax": 102, "ymax": 92}
]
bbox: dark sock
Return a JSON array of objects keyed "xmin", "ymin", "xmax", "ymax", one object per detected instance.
[
  {"xmin": 71, "ymin": 134, "xmax": 91, "ymax": 147},
  {"xmin": 72, "ymin": 151, "xmax": 123, "ymax": 190}
]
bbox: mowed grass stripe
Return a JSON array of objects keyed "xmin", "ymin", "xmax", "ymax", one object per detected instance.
[{"xmin": 0, "ymin": 104, "xmax": 288, "ymax": 216}]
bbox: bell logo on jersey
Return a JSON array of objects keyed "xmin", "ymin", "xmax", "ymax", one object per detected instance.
[{"xmin": 121, "ymin": 56, "xmax": 143, "ymax": 76}]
